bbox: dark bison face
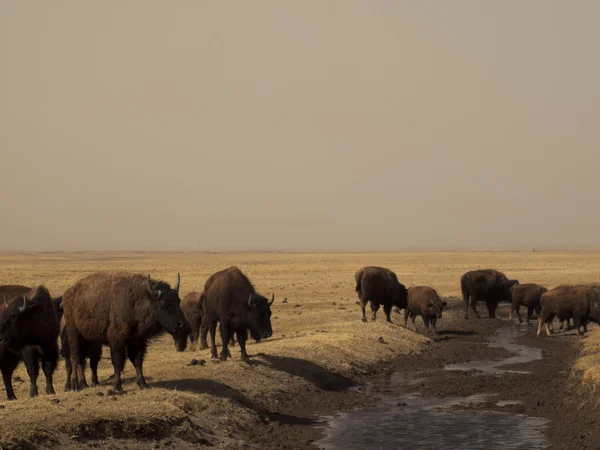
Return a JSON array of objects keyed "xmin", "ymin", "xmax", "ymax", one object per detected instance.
[
  {"xmin": 0, "ymin": 287, "xmax": 49, "ymax": 350},
  {"xmin": 248, "ymin": 293, "xmax": 274, "ymax": 341},
  {"xmin": 394, "ymin": 283, "xmax": 408, "ymax": 309},
  {"xmin": 147, "ymin": 273, "xmax": 190, "ymax": 352}
]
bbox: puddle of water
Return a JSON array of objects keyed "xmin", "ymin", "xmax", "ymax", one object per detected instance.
[
  {"xmin": 444, "ymin": 326, "xmax": 541, "ymax": 374},
  {"xmin": 497, "ymin": 400, "xmax": 522, "ymax": 407},
  {"xmin": 316, "ymin": 392, "xmax": 548, "ymax": 450},
  {"xmin": 316, "ymin": 325, "xmax": 548, "ymax": 449}
]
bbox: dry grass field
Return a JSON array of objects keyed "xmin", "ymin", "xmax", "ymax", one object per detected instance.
[{"xmin": 1, "ymin": 251, "xmax": 600, "ymax": 448}]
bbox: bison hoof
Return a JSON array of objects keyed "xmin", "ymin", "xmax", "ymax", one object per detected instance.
[
  {"xmin": 219, "ymin": 353, "xmax": 228, "ymax": 362},
  {"xmin": 361, "ymin": 318, "xmax": 368, "ymax": 323}
]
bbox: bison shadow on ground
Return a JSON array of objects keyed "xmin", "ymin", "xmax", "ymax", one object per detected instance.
[
  {"xmin": 253, "ymin": 353, "xmax": 357, "ymax": 392},
  {"xmin": 152, "ymin": 378, "xmax": 317, "ymax": 426}
]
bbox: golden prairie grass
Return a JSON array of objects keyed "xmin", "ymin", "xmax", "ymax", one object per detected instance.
[{"xmin": 1, "ymin": 250, "xmax": 600, "ymax": 446}]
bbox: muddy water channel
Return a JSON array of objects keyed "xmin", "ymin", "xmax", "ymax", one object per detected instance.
[{"xmin": 316, "ymin": 324, "xmax": 549, "ymax": 450}]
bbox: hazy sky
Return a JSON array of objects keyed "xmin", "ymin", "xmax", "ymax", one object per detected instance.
[{"xmin": 1, "ymin": 1, "xmax": 599, "ymax": 251}]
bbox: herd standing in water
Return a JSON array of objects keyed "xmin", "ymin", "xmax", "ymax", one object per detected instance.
[{"xmin": 0, "ymin": 264, "xmax": 598, "ymax": 401}]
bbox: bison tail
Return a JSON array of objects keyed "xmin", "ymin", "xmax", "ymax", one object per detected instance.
[
  {"xmin": 460, "ymin": 274, "xmax": 470, "ymax": 303},
  {"xmin": 355, "ymin": 270, "xmax": 363, "ymax": 293}
]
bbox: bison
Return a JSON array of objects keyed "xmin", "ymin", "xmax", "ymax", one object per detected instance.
[
  {"xmin": 201, "ymin": 266, "xmax": 274, "ymax": 362},
  {"xmin": 461, "ymin": 269, "xmax": 519, "ymax": 319},
  {"xmin": 537, "ymin": 284, "xmax": 600, "ymax": 337},
  {"xmin": 0, "ymin": 285, "xmax": 60, "ymax": 400},
  {"xmin": 510, "ymin": 283, "xmax": 548, "ymax": 323},
  {"xmin": 182, "ymin": 291, "xmax": 236, "ymax": 352},
  {"xmin": 355, "ymin": 266, "xmax": 408, "ymax": 323},
  {"xmin": 62, "ymin": 271, "xmax": 190, "ymax": 392},
  {"xmin": 404, "ymin": 286, "xmax": 448, "ymax": 335}
]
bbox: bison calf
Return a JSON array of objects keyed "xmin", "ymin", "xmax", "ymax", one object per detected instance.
[
  {"xmin": 510, "ymin": 283, "xmax": 547, "ymax": 323},
  {"xmin": 461, "ymin": 269, "xmax": 519, "ymax": 319},
  {"xmin": 62, "ymin": 271, "xmax": 190, "ymax": 393},
  {"xmin": 355, "ymin": 266, "xmax": 408, "ymax": 323},
  {"xmin": 404, "ymin": 286, "xmax": 447, "ymax": 335},
  {"xmin": 0, "ymin": 286, "xmax": 60, "ymax": 400}
]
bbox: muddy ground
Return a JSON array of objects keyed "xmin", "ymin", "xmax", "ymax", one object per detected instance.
[{"xmin": 265, "ymin": 300, "xmax": 600, "ymax": 450}]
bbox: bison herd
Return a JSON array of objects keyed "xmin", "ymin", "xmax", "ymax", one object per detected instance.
[{"xmin": 0, "ymin": 264, "xmax": 599, "ymax": 402}]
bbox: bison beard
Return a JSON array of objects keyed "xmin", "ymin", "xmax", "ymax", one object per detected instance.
[
  {"xmin": 62, "ymin": 271, "xmax": 189, "ymax": 393},
  {"xmin": 0, "ymin": 285, "xmax": 60, "ymax": 401},
  {"xmin": 201, "ymin": 266, "xmax": 274, "ymax": 363}
]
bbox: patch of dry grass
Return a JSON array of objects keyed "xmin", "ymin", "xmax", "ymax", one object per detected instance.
[
  {"xmin": 1, "ymin": 251, "xmax": 600, "ymax": 446},
  {"xmin": 575, "ymin": 328, "xmax": 600, "ymax": 387}
]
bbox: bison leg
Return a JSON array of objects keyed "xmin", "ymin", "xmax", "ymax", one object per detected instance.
[
  {"xmin": 470, "ymin": 297, "xmax": 481, "ymax": 320},
  {"xmin": 109, "ymin": 343, "xmax": 127, "ymax": 393},
  {"xmin": 236, "ymin": 329, "xmax": 250, "ymax": 363},
  {"xmin": 431, "ymin": 317, "xmax": 438, "ymax": 335},
  {"xmin": 126, "ymin": 341, "xmax": 149, "ymax": 389},
  {"xmin": 403, "ymin": 308, "xmax": 410, "ymax": 328},
  {"xmin": 217, "ymin": 327, "xmax": 232, "ymax": 356},
  {"xmin": 209, "ymin": 321, "xmax": 219, "ymax": 359},
  {"xmin": 514, "ymin": 304, "xmax": 522, "ymax": 323},
  {"xmin": 67, "ymin": 328, "xmax": 89, "ymax": 391},
  {"xmin": 61, "ymin": 329, "xmax": 72, "ymax": 391},
  {"xmin": 89, "ymin": 344, "xmax": 102, "ymax": 386},
  {"xmin": 526, "ymin": 305, "xmax": 535, "ymax": 324},
  {"xmin": 423, "ymin": 316, "xmax": 430, "ymax": 335},
  {"xmin": 189, "ymin": 318, "xmax": 199, "ymax": 352},
  {"xmin": 21, "ymin": 347, "xmax": 40, "ymax": 398},
  {"xmin": 370, "ymin": 301, "xmax": 380, "ymax": 322},
  {"xmin": 464, "ymin": 294, "xmax": 470, "ymax": 319},
  {"xmin": 383, "ymin": 304, "xmax": 393, "ymax": 323},
  {"xmin": 359, "ymin": 298, "xmax": 368, "ymax": 323},
  {"xmin": 544, "ymin": 323, "xmax": 553, "ymax": 337},
  {"xmin": 486, "ymin": 301, "xmax": 496, "ymax": 319},
  {"xmin": 219, "ymin": 322, "xmax": 232, "ymax": 362},
  {"xmin": 536, "ymin": 317, "xmax": 544, "ymax": 337},
  {"xmin": 1, "ymin": 351, "xmax": 20, "ymax": 400},
  {"xmin": 41, "ymin": 342, "xmax": 59, "ymax": 395},
  {"xmin": 410, "ymin": 314, "xmax": 418, "ymax": 333}
]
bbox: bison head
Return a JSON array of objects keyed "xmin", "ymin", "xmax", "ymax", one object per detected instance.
[
  {"xmin": 394, "ymin": 283, "xmax": 409, "ymax": 310},
  {"xmin": 247, "ymin": 293, "xmax": 274, "ymax": 342},
  {"xmin": 146, "ymin": 273, "xmax": 190, "ymax": 352},
  {"xmin": 427, "ymin": 299, "xmax": 448, "ymax": 319},
  {"xmin": 0, "ymin": 286, "xmax": 51, "ymax": 350}
]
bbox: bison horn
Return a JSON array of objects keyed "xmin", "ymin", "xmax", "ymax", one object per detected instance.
[
  {"xmin": 174, "ymin": 273, "xmax": 180, "ymax": 293},
  {"xmin": 19, "ymin": 296, "xmax": 27, "ymax": 313},
  {"xmin": 3, "ymin": 296, "xmax": 8, "ymax": 307},
  {"xmin": 248, "ymin": 294, "xmax": 253, "ymax": 308},
  {"xmin": 268, "ymin": 293, "xmax": 274, "ymax": 307},
  {"xmin": 147, "ymin": 275, "xmax": 154, "ymax": 295}
]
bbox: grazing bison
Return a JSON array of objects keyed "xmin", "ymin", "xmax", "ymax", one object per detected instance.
[
  {"xmin": 0, "ymin": 286, "xmax": 60, "ymax": 400},
  {"xmin": 404, "ymin": 286, "xmax": 447, "ymax": 335},
  {"xmin": 537, "ymin": 284, "xmax": 600, "ymax": 337},
  {"xmin": 510, "ymin": 283, "xmax": 548, "ymax": 323},
  {"xmin": 461, "ymin": 269, "xmax": 519, "ymax": 319},
  {"xmin": 355, "ymin": 266, "xmax": 408, "ymax": 323},
  {"xmin": 62, "ymin": 271, "xmax": 190, "ymax": 392},
  {"xmin": 201, "ymin": 266, "xmax": 274, "ymax": 362}
]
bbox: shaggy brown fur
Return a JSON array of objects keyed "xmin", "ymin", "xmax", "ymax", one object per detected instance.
[
  {"xmin": 355, "ymin": 266, "xmax": 408, "ymax": 323},
  {"xmin": 460, "ymin": 269, "xmax": 519, "ymax": 319},
  {"xmin": 182, "ymin": 291, "xmax": 205, "ymax": 352},
  {"xmin": 537, "ymin": 284, "xmax": 600, "ymax": 337},
  {"xmin": 404, "ymin": 286, "xmax": 447, "ymax": 335},
  {"xmin": 62, "ymin": 271, "xmax": 189, "ymax": 392},
  {"xmin": 510, "ymin": 283, "xmax": 548, "ymax": 323},
  {"xmin": 201, "ymin": 266, "xmax": 274, "ymax": 362},
  {"xmin": 0, "ymin": 286, "xmax": 59, "ymax": 400}
]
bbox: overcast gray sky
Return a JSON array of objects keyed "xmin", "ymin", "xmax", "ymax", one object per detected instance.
[{"xmin": 1, "ymin": 1, "xmax": 599, "ymax": 251}]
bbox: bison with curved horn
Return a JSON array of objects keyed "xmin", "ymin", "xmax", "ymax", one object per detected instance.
[
  {"xmin": 62, "ymin": 271, "xmax": 190, "ymax": 393},
  {"xmin": 0, "ymin": 285, "xmax": 60, "ymax": 400},
  {"xmin": 201, "ymin": 266, "xmax": 274, "ymax": 362}
]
